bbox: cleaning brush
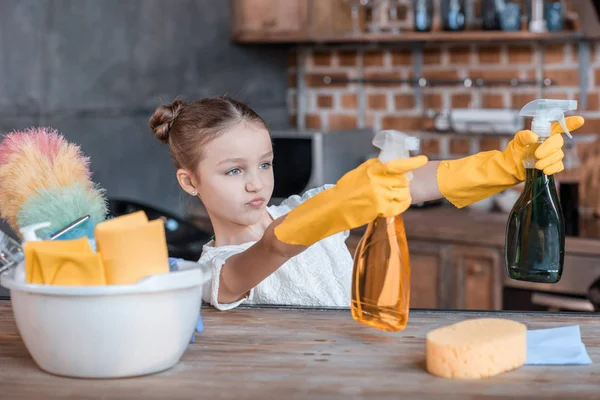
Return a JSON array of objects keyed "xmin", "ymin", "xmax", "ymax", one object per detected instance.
[{"xmin": 0, "ymin": 127, "xmax": 107, "ymax": 240}]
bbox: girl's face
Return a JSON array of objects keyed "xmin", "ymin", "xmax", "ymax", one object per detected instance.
[{"xmin": 196, "ymin": 121, "xmax": 274, "ymax": 226}]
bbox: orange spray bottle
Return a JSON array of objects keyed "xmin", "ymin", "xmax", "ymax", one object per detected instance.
[{"xmin": 351, "ymin": 130, "xmax": 419, "ymax": 332}]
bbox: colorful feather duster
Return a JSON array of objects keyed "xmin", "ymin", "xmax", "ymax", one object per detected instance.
[{"xmin": 0, "ymin": 127, "xmax": 107, "ymax": 240}]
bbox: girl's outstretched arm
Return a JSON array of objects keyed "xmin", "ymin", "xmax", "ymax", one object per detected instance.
[
  {"xmin": 410, "ymin": 160, "xmax": 442, "ymax": 204},
  {"xmin": 409, "ymin": 116, "xmax": 583, "ymax": 208},
  {"xmin": 217, "ymin": 217, "xmax": 305, "ymax": 304},
  {"xmin": 216, "ymin": 156, "xmax": 428, "ymax": 304}
]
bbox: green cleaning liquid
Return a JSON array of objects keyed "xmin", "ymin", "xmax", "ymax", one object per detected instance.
[
  {"xmin": 506, "ymin": 98, "xmax": 577, "ymax": 284},
  {"xmin": 505, "ymin": 165, "xmax": 565, "ymax": 283}
]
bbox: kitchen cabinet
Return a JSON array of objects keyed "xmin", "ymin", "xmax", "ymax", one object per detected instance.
[
  {"xmin": 346, "ymin": 234, "xmax": 502, "ymax": 311},
  {"xmin": 231, "ymin": 0, "xmax": 359, "ymax": 42},
  {"xmin": 406, "ymin": 241, "xmax": 451, "ymax": 309},
  {"xmin": 451, "ymin": 245, "xmax": 503, "ymax": 310},
  {"xmin": 346, "ymin": 207, "xmax": 600, "ymax": 312},
  {"xmin": 231, "ymin": 0, "xmax": 310, "ymax": 42}
]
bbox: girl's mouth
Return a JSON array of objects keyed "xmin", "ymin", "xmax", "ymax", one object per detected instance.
[{"xmin": 247, "ymin": 197, "xmax": 265, "ymax": 208}]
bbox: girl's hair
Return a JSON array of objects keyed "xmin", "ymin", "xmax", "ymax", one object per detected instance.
[{"xmin": 149, "ymin": 96, "xmax": 267, "ymax": 171}]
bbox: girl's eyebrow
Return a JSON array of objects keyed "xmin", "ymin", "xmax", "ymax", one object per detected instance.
[
  {"xmin": 217, "ymin": 157, "xmax": 245, "ymax": 166},
  {"xmin": 218, "ymin": 151, "xmax": 273, "ymax": 166}
]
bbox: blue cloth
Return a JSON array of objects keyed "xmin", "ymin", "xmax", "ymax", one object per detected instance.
[
  {"xmin": 168, "ymin": 257, "xmax": 183, "ymax": 272},
  {"xmin": 525, "ymin": 325, "xmax": 592, "ymax": 365},
  {"xmin": 168, "ymin": 258, "xmax": 204, "ymax": 344},
  {"xmin": 195, "ymin": 312, "xmax": 204, "ymax": 333},
  {"xmin": 189, "ymin": 314, "xmax": 204, "ymax": 343}
]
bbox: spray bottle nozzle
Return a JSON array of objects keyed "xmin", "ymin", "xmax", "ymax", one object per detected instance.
[
  {"xmin": 372, "ymin": 130, "xmax": 420, "ymax": 180},
  {"xmin": 373, "ymin": 130, "xmax": 420, "ymax": 158},
  {"xmin": 520, "ymin": 99, "xmax": 577, "ymax": 139}
]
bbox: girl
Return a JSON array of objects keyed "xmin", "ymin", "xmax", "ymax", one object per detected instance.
[{"xmin": 149, "ymin": 96, "xmax": 583, "ymax": 311}]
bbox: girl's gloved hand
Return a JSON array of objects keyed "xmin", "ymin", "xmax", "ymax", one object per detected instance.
[
  {"xmin": 437, "ymin": 116, "xmax": 584, "ymax": 208},
  {"xmin": 501, "ymin": 116, "xmax": 584, "ymax": 179},
  {"xmin": 274, "ymin": 155, "xmax": 429, "ymax": 247},
  {"xmin": 535, "ymin": 117, "xmax": 585, "ymax": 174}
]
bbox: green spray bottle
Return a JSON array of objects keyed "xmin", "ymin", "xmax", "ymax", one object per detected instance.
[{"xmin": 505, "ymin": 99, "xmax": 577, "ymax": 283}]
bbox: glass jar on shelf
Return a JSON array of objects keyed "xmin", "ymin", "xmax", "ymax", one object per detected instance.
[
  {"xmin": 413, "ymin": 0, "xmax": 434, "ymax": 32},
  {"xmin": 441, "ymin": 0, "xmax": 466, "ymax": 31}
]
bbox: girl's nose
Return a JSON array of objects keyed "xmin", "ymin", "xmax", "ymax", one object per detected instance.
[{"xmin": 245, "ymin": 172, "xmax": 263, "ymax": 192}]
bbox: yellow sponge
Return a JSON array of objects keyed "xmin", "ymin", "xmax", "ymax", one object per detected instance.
[
  {"xmin": 94, "ymin": 209, "xmax": 148, "ymax": 231},
  {"xmin": 94, "ymin": 211, "xmax": 169, "ymax": 284},
  {"xmin": 426, "ymin": 318, "xmax": 527, "ymax": 379}
]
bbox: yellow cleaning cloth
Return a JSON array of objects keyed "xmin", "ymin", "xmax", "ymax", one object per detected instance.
[
  {"xmin": 94, "ymin": 211, "xmax": 169, "ymax": 284},
  {"xmin": 25, "ymin": 238, "xmax": 106, "ymax": 285}
]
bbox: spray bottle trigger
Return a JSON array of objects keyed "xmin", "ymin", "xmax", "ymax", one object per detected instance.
[{"xmin": 558, "ymin": 115, "xmax": 572, "ymax": 139}]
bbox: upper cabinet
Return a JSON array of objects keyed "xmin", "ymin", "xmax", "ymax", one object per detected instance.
[
  {"xmin": 231, "ymin": 0, "xmax": 593, "ymax": 44},
  {"xmin": 231, "ymin": 0, "xmax": 359, "ymax": 43},
  {"xmin": 231, "ymin": 0, "xmax": 310, "ymax": 42}
]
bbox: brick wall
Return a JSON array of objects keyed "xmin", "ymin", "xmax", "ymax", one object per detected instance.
[
  {"xmin": 288, "ymin": 42, "xmax": 600, "ymax": 159},
  {"xmin": 286, "ymin": 1, "xmax": 599, "ymax": 159}
]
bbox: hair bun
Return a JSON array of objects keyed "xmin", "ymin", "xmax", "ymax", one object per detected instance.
[{"xmin": 149, "ymin": 100, "xmax": 184, "ymax": 144}]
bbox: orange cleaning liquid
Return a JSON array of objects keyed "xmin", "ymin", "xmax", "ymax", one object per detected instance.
[{"xmin": 351, "ymin": 215, "xmax": 410, "ymax": 332}]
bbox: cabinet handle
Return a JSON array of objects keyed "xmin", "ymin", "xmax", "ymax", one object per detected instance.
[
  {"xmin": 467, "ymin": 263, "xmax": 484, "ymax": 276},
  {"xmin": 262, "ymin": 19, "xmax": 276, "ymax": 28}
]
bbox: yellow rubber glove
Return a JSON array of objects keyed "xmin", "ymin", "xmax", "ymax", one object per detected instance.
[
  {"xmin": 274, "ymin": 155, "xmax": 429, "ymax": 246},
  {"xmin": 438, "ymin": 116, "xmax": 584, "ymax": 208}
]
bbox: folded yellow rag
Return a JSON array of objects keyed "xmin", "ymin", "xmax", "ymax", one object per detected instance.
[
  {"xmin": 25, "ymin": 237, "xmax": 106, "ymax": 285},
  {"xmin": 94, "ymin": 211, "xmax": 169, "ymax": 284}
]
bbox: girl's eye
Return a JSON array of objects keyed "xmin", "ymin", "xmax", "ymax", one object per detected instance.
[
  {"xmin": 226, "ymin": 168, "xmax": 242, "ymax": 176},
  {"xmin": 260, "ymin": 162, "xmax": 272, "ymax": 169}
]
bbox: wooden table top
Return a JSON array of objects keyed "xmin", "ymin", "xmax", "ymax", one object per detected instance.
[{"xmin": 1, "ymin": 301, "xmax": 599, "ymax": 399}]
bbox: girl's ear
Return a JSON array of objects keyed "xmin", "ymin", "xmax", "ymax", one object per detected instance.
[{"xmin": 176, "ymin": 168, "xmax": 199, "ymax": 196}]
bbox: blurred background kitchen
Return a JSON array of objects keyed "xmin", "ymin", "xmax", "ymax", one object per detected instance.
[{"xmin": 2, "ymin": 0, "xmax": 600, "ymax": 312}]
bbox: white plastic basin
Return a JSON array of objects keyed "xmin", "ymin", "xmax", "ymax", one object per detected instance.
[{"xmin": 0, "ymin": 261, "xmax": 208, "ymax": 378}]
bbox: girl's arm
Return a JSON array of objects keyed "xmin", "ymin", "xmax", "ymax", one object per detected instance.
[
  {"xmin": 217, "ymin": 160, "xmax": 444, "ymax": 303},
  {"xmin": 410, "ymin": 160, "xmax": 442, "ymax": 204},
  {"xmin": 217, "ymin": 155, "xmax": 428, "ymax": 304},
  {"xmin": 217, "ymin": 217, "xmax": 306, "ymax": 304},
  {"xmin": 409, "ymin": 116, "xmax": 583, "ymax": 208}
]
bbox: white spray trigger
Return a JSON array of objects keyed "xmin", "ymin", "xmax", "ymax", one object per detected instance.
[
  {"xmin": 372, "ymin": 129, "xmax": 420, "ymax": 181},
  {"xmin": 556, "ymin": 113, "xmax": 572, "ymax": 139}
]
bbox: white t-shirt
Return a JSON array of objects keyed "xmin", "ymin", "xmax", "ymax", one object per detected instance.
[{"xmin": 196, "ymin": 185, "xmax": 354, "ymax": 310}]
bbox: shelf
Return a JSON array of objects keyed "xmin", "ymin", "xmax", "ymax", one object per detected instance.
[{"xmin": 234, "ymin": 30, "xmax": 586, "ymax": 45}]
